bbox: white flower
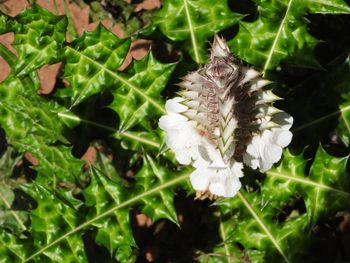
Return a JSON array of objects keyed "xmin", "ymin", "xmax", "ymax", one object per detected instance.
[
  {"xmin": 190, "ymin": 162, "xmax": 243, "ymax": 198},
  {"xmin": 159, "ymin": 97, "xmax": 244, "ymax": 198},
  {"xmin": 159, "ymin": 36, "xmax": 293, "ymax": 199},
  {"xmin": 243, "ymin": 112, "xmax": 293, "ymax": 172},
  {"xmin": 159, "ymin": 97, "xmax": 203, "ymax": 165}
]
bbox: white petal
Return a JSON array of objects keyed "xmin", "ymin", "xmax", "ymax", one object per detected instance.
[
  {"xmin": 159, "ymin": 113, "xmax": 188, "ymax": 131},
  {"xmin": 208, "ymin": 168, "xmax": 242, "ymax": 197},
  {"xmin": 190, "ymin": 167, "xmax": 211, "ymax": 191},
  {"xmin": 273, "ymin": 112, "xmax": 293, "ymax": 130},
  {"xmin": 165, "ymin": 97, "xmax": 187, "ymax": 113},
  {"xmin": 274, "ymin": 129, "xmax": 293, "ymax": 147}
]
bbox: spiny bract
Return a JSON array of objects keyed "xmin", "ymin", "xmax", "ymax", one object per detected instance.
[{"xmin": 159, "ymin": 36, "xmax": 293, "ymax": 199}]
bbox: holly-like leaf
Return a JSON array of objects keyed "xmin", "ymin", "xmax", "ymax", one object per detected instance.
[
  {"xmin": 266, "ymin": 147, "xmax": 350, "ymax": 223},
  {"xmin": 134, "ymin": 155, "xmax": 179, "ymax": 223},
  {"xmin": 211, "ymin": 191, "xmax": 308, "ymax": 263},
  {"xmin": 0, "ymin": 228, "xmax": 28, "ymax": 261},
  {"xmin": 229, "ymin": 0, "xmax": 350, "ymax": 72},
  {"xmin": 17, "ymin": 156, "xmax": 189, "ymax": 262},
  {"xmin": 0, "ymin": 77, "xmax": 70, "ymax": 146},
  {"xmin": 338, "ymin": 102, "xmax": 350, "ymax": 146},
  {"xmin": 0, "ymin": 187, "xmax": 28, "ymax": 236},
  {"xmin": 16, "ymin": 138, "xmax": 85, "ymax": 188},
  {"xmin": 63, "ymin": 24, "xmax": 131, "ymax": 107},
  {"xmin": 152, "ymin": 0, "xmax": 242, "ymax": 63},
  {"xmin": 83, "ymin": 165, "xmax": 136, "ymax": 262},
  {"xmin": 0, "ymin": 147, "xmax": 28, "ymax": 235},
  {"xmin": 2, "ymin": 4, "xmax": 67, "ymax": 77},
  {"xmin": 206, "ymin": 145, "xmax": 349, "ymax": 263},
  {"xmin": 0, "ymin": 183, "xmax": 88, "ymax": 262},
  {"xmin": 109, "ymin": 52, "xmax": 174, "ymax": 131}
]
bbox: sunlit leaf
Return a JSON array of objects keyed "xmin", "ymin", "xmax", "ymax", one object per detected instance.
[
  {"xmin": 152, "ymin": 0, "xmax": 242, "ymax": 63},
  {"xmin": 229, "ymin": 0, "xmax": 350, "ymax": 71}
]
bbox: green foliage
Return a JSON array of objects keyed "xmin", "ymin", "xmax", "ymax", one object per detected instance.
[
  {"xmin": 63, "ymin": 24, "xmax": 131, "ymax": 107},
  {"xmin": 207, "ymin": 146, "xmax": 349, "ymax": 262},
  {"xmin": 1, "ymin": 4, "xmax": 67, "ymax": 76},
  {"xmin": 152, "ymin": 0, "xmax": 242, "ymax": 63},
  {"xmin": 229, "ymin": 0, "xmax": 350, "ymax": 72},
  {"xmin": 266, "ymin": 147, "xmax": 349, "ymax": 223},
  {"xmin": 338, "ymin": 102, "xmax": 350, "ymax": 146},
  {"xmin": 0, "ymin": 1, "xmax": 350, "ymax": 263},
  {"xmin": 0, "ymin": 147, "xmax": 28, "ymax": 236},
  {"xmin": 83, "ymin": 166, "xmax": 136, "ymax": 262}
]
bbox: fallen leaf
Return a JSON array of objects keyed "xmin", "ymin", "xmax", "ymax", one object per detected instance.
[
  {"xmin": 24, "ymin": 152, "xmax": 39, "ymax": 166},
  {"xmin": 81, "ymin": 145, "xmax": 97, "ymax": 167},
  {"xmin": 2, "ymin": 0, "xmax": 28, "ymax": 16},
  {"xmin": 37, "ymin": 63, "xmax": 61, "ymax": 95},
  {"xmin": 134, "ymin": 0, "xmax": 161, "ymax": 12},
  {"xmin": 119, "ymin": 39, "xmax": 151, "ymax": 71},
  {"xmin": 0, "ymin": 32, "xmax": 15, "ymax": 82},
  {"xmin": 136, "ymin": 213, "xmax": 152, "ymax": 227}
]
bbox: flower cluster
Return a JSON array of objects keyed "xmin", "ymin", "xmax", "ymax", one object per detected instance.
[{"xmin": 159, "ymin": 36, "xmax": 293, "ymax": 199}]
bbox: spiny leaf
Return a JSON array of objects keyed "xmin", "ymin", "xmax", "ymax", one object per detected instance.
[
  {"xmin": 109, "ymin": 52, "xmax": 174, "ymax": 131},
  {"xmin": 83, "ymin": 163, "xmax": 136, "ymax": 262},
  {"xmin": 208, "ymin": 145, "xmax": 349, "ymax": 263},
  {"xmin": 0, "ymin": 77, "xmax": 69, "ymax": 146},
  {"xmin": 135, "ymin": 155, "xmax": 179, "ymax": 224},
  {"xmin": 338, "ymin": 102, "xmax": 350, "ymax": 146},
  {"xmin": 212, "ymin": 191, "xmax": 307, "ymax": 263},
  {"xmin": 16, "ymin": 138, "xmax": 85, "ymax": 188},
  {"xmin": 0, "ymin": 147, "xmax": 27, "ymax": 236},
  {"xmin": 0, "ymin": 228, "xmax": 27, "ymax": 261},
  {"xmin": 19, "ymin": 155, "xmax": 189, "ymax": 262},
  {"xmin": 266, "ymin": 146, "xmax": 350, "ymax": 223},
  {"xmin": 152, "ymin": 0, "xmax": 242, "ymax": 63},
  {"xmin": 0, "ymin": 183, "xmax": 88, "ymax": 262},
  {"xmin": 2, "ymin": 4, "xmax": 67, "ymax": 77},
  {"xmin": 114, "ymin": 130, "xmax": 162, "ymax": 152},
  {"xmin": 63, "ymin": 24, "xmax": 131, "ymax": 107},
  {"xmin": 229, "ymin": 0, "xmax": 350, "ymax": 72},
  {"xmin": 0, "ymin": 187, "xmax": 28, "ymax": 236}
]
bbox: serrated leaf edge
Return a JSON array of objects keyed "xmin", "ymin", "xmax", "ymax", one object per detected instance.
[
  {"xmin": 267, "ymin": 170, "xmax": 350, "ymax": 196},
  {"xmin": 263, "ymin": 0, "xmax": 294, "ymax": 74},
  {"xmin": 183, "ymin": 0, "xmax": 200, "ymax": 63},
  {"xmin": 66, "ymin": 46, "xmax": 166, "ymax": 113},
  {"xmin": 237, "ymin": 191, "xmax": 290, "ymax": 263},
  {"xmin": 23, "ymin": 173, "xmax": 189, "ymax": 262}
]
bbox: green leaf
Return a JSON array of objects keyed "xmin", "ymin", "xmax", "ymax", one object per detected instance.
[
  {"xmin": 152, "ymin": 0, "xmax": 242, "ymax": 63},
  {"xmin": 110, "ymin": 52, "xmax": 174, "ymax": 131},
  {"xmin": 63, "ymin": 24, "xmax": 131, "ymax": 107},
  {"xmin": 0, "ymin": 186, "xmax": 28, "ymax": 236},
  {"xmin": 83, "ymin": 166, "xmax": 136, "ymax": 262},
  {"xmin": 0, "ymin": 228, "xmax": 27, "ymax": 262},
  {"xmin": 16, "ymin": 138, "xmax": 85, "ymax": 188},
  {"xmin": 20, "ymin": 159, "xmax": 189, "ymax": 262},
  {"xmin": 4, "ymin": 4, "xmax": 67, "ymax": 77},
  {"xmin": 229, "ymin": 0, "xmax": 350, "ymax": 72},
  {"xmin": 207, "ymin": 146, "xmax": 349, "ymax": 262},
  {"xmin": 0, "ymin": 77, "xmax": 70, "ymax": 146},
  {"xmin": 0, "ymin": 147, "xmax": 28, "ymax": 235},
  {"xmin": 114, "ymin": 130, "xmax": 162, "ymax": 152},
  {"xmin": 212, "ymin": 191, "xmax": 307, "ymax": 263},
  {"xmin": 135, "ymin": 155, "xmax": 179, "ymax": 224},
  {"xmin": 23, "ymin": 184, "xmax": 87, "ymax": 262},
  {"xmin": 266, "ymin": 146, "xmax": 350, "ymax": 223},
  {"xmin": 338, "ymin": 102, "xmax": 350, "ymax": 146}
]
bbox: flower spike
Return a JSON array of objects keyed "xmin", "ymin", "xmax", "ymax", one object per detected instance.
[{"xmin": 159, "ymin": 36, "xmax": 293, "ymax": 198}]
